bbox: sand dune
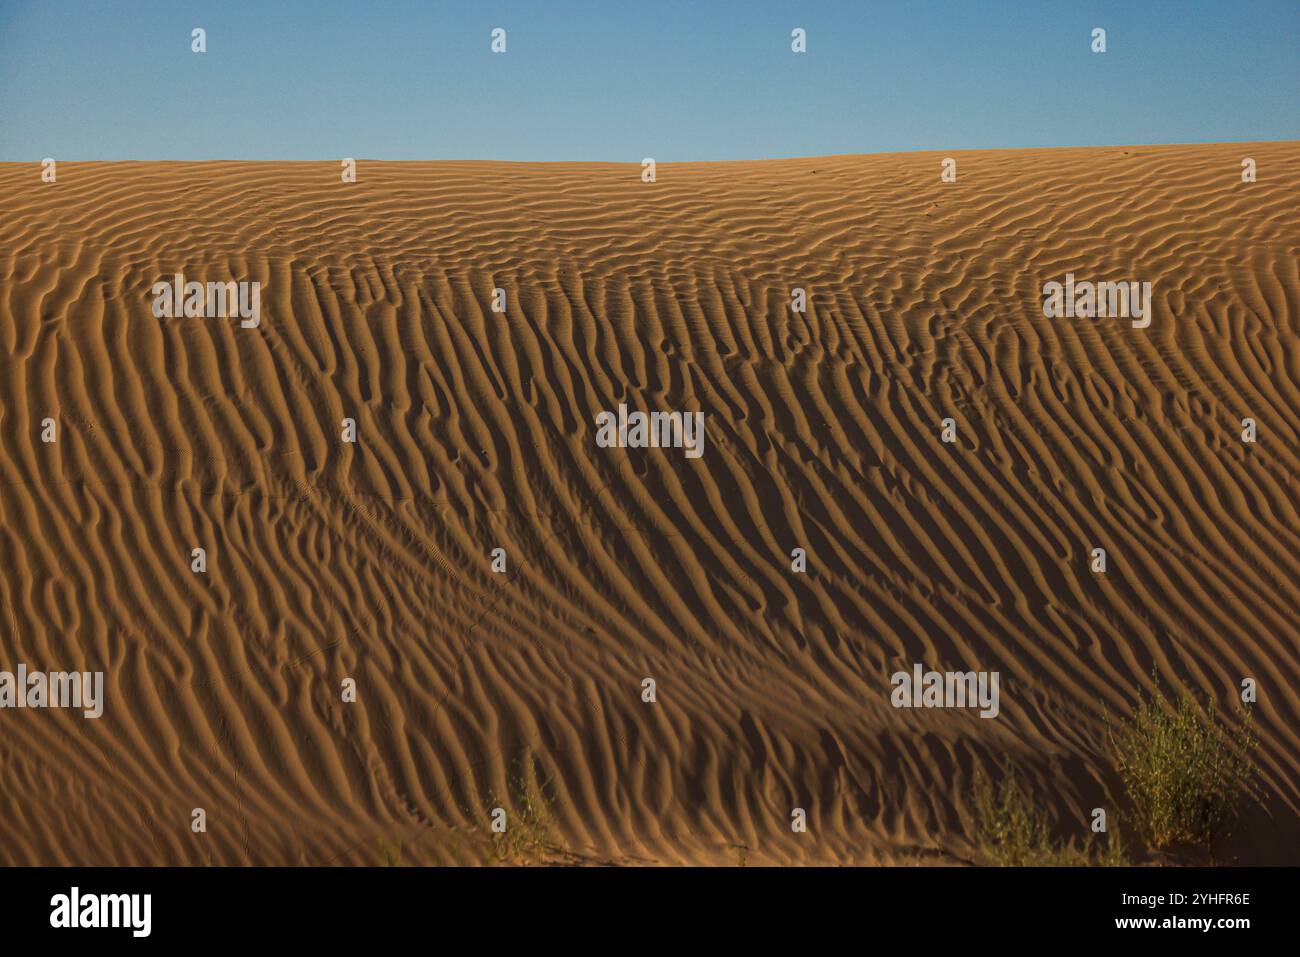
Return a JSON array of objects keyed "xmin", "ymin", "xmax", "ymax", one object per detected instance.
[{"xmin": 0, "ymin": 142, "xmax": 1297, "ymax": 864}]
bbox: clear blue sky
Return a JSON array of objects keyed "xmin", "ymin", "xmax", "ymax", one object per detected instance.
[{"xmin": 1, "ymin": 0, "xmax": 1296, "ymax": 161}]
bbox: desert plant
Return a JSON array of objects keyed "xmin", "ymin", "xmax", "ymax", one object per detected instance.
[
  {"xmin": 971, "ymin": 763, "xmax": 1070, "ymax": 865},
  {"xmin": 970, "ymin": 762, "xmax": 1127, "ymax": 866},
  {"xmin": 1105, "ymin": 683, "xmax": 1258, "ymax": 851},
  {"xmin": 487, "ymin": 772, "xmax": 557, "ymax": 865},
  {"xmin": 377, "ymin": 837, "xmax": 405, "ymax": 867}
]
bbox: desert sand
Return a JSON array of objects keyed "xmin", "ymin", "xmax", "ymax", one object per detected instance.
[{"xmin": 0, "ymin": 142, "xmax": 1296, "ymax": 865}]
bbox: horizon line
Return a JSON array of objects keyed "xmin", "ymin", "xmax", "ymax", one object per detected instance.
[{"xmin": 6, "ymin": 139, "xmax": 1296, "ymax": 166}]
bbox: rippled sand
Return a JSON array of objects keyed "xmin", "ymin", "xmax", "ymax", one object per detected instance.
[{"xmin": 0, "ymin": 143, "xmax": 1296, "ymax": 864}]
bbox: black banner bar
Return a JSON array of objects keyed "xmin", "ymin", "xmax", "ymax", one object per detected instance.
[{"xmin": 0, "ymin": 865, "xmax": 1280, "ymax": 945}]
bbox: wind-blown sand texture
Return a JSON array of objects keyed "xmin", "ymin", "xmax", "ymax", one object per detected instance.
[{"xmin": 0, "ymin": 142, "xmax": 1297, "ymax": 865}]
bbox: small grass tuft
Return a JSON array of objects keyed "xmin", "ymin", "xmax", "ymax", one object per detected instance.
[
  {"xmin": 487, "ymin": 772, "xmax": 557, "ymax": 865},
  {"xmin": 377, "ymin": 837, "xmax": 405, "ymax": 867},
  {"xmin": 971, "ymin": 763, "xmax": 1065, "ymax": 865},
  {"xmin": 970, "ymin": 762, "xmax": 1128, "ymax": 866}
]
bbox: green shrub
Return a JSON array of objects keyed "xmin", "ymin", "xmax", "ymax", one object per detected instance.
[{"xmin": 1106, "ymin": 684, "xmax": 1257, "ymax": 851}]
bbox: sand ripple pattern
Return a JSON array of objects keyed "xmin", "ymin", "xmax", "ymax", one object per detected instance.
[{"xmin": 0, "ymin": 144, "xmax": 1297, "ymax": 864}]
